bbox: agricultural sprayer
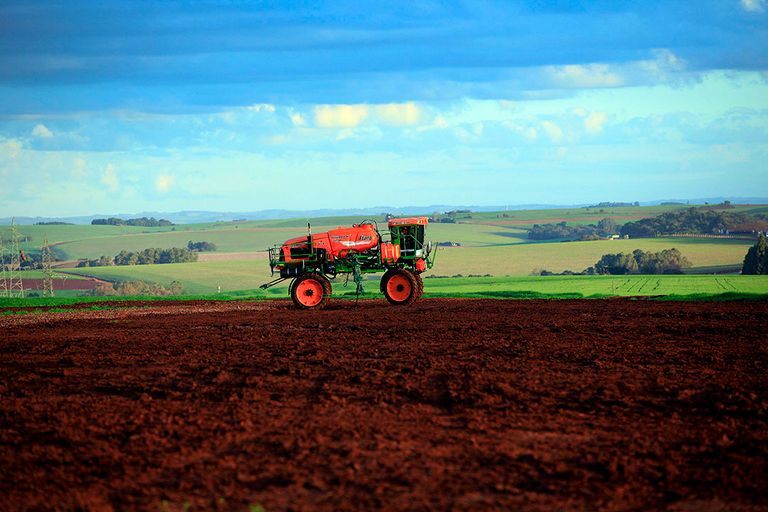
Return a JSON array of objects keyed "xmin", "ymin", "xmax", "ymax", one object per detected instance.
[{"xmin": 260, "ymin": 217, "xmax": 437, "ymax": 309}]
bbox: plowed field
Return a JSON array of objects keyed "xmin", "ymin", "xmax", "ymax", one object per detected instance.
[{"xmin": 1, "ymin": 299, "xmax": 766, "ymax": 511}]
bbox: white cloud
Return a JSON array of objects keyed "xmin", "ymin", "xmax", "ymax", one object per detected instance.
[
  {"xmin": 741, "ymin": 0, "xmax": 766, "ymax": 12},
  {"xmin": 497, "ymin": 100, "xmax": 515, "ymax": 110},
  {"xmin": 336, "ymin": 129, "xmax": 355, "ymax": 141},
  {"xmin": 248, "ymin": 103, "xmax": 276, "ymax": 113},
  {"xmin": 637, "ymin": 49, "xmax": 686, "ymax": 79},
  {"xmin": 376, "ymin": 102, "xmax": 422, "ymax": 126},
  {"xmin": 264, "ymin": 134, "xmax": 289, "ymax": 145},
  {"xmin": 540, "ymin": 121, "xmax": 564, "ymax": 143},
  {"xmin": 546, "ymin": 64, "xmax": 623, "ymax": 88},
  {"xmin": 31, "ymin": 124, "xmax": 53, "ymax": 138},
  {"xmin": 290, "ymin": 113, "xmax": 306, "ymax": 126},
  {"xmin": 584, "ymin": 112, "xmax": 608, "ymax": 134},
  {"xmin": 72, "ymin": 157, "xmax": 87, "ymax": 179},
  {"xmin": 433, "ymin": 116, "xmax": 449, "ymax": 128},
  {"xmin": 217, "ymin": 111, "xmax": 237, "ymax": 125},
  {"xmin": 572, "ymin": 107, "xmax": 587, "ymax": 117},
  {"xmin": 0, "ymin": 139, "xmax": 22, "ymax": 159},
  {"xmin": 453, "ymin": 122, "xmax": 485, "ymax": 142},
  {"xmin": 314, "ymin": 104, "xmax": 369, "ymax": 128},
  {"xmin": 101, "ymin": 163, "xmax": 118, "ymax": 192},
  {"xmin": 504, "ymin": 122, "xmax": 538, "ymax": 142},
  {"xmin": 155, "ymin": 174, "xmax": 174, "ymax": 193},
  {"xmin": 543, "ymin": 51, "xmax": 687, "ymax": 91}
]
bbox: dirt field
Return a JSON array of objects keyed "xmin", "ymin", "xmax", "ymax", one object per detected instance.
[
  {"xmin": 21, "ymin": 277, "xmax": 101, "ymax": 291},
  {"xmin": 1, "ymin": 299, "xmax": 766, "ymax": 511}
]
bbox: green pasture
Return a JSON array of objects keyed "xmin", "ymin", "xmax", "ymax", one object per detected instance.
[
  {"xmin": 4, "ymin": 203, "xmax": 762, "ymax": 260},
  {"xmin": 60, "ymin": 260, "xmax": 266, "ymax": 295},
  {"xmin": 58, "ymin": 234, "xmax": 758, "ymax": 297},
  {"xmin": 24, "ymin": 221, "xmax": 531, "ymax": 260},
  {"xmin": 48, "ymin": 266, "xmax": 768, "ymax": 300},
  {"xmin": 6, "ymin": 224, "xmax": 176, "ymax": 254},
  {"xmin": 420, "ymin": 275, "xmax": 768, "ymax": 298},
  {"xmin": 51, "ymin": 228, "xmax": 301, "ymax": 259},
  {"xmin": 460, "ymin": 203, "xmax": 764, "ymax": 225},
  {"xmin": 433, "ymin": 237, "xmax": 753, "ymax": 276},
  {"xmin": 55, "ymin": 235, "xmax": 755, "ymax": 295}
]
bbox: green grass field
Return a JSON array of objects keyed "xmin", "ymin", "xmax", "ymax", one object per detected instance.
[
  {"xmin": 12, "ymin": 273, "xmax": 768, "ymax": 305},
  {"xmin": 420, "ymin": 275, "xmax": 768, "ymax": 298},
  {"xmin": 434, "ymin": 237, "xmax": 754, "ymax": 276},
  {"xmin": 4, "ymin": 204, "xmax": 765, "ymax": 300},
  {"xmin": 6, "ymin": 203, "xmax": 762, "ymax": 258},
  {"xmin": 58, "ymin": 259, "xmax": 768, "ymax": 298}
]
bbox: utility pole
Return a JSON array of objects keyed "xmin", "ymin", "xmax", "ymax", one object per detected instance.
[
  {"xmin": 41, "ymin": 237, "xmax": 54, "ymax": 297},
  {"xmin": 0, "ymin": 233, "xmax": 7, "ymax": 298},
  {"xmin": 6, "ymin": 219, "xmax": 24, "ymax": 298}
]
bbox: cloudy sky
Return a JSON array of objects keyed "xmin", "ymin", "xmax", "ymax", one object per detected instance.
[{"xmin": 1, "ymin": 0, "xmax": 767, "ymax": 217}]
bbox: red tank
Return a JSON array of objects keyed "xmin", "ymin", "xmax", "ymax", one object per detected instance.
[{"xmin": 279, "ymin": 222, "xmax": 379, "ymax": 263}]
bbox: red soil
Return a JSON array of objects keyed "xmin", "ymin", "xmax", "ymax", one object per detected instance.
[
  {"xmin": 1, "ymin": 299, "xmax": 766, "ymax": 511},
  {"xmin": 21, "ymin": 277, "xmax": 101, "ymax": 291}
]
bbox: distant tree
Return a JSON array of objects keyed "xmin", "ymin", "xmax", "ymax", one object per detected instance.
[
  {"xmin": 138, "ymin": 248, "xmax": 160, "ymax": 264},
  {"xmin": 92, "ymin": 217, "xmax": 173, "ymax": 227},
  {"xmin": 112, "ymin": 247, "xmax": 196, "ymax": 266},
  {"xmin": 187, "ymin": 241, "xmax": 217, "ymax": 252},
  {"xmin": 591, "ymin": 248, "xmax": 691, "ymax": 275},
  {"xmin": 742, "ymin": 233, "xmax": 768, "ymax": 274},
  {"xmin": 620, "ymin": 208, "xmax": 760, "ymax": 238},
  {"xmin": 596, "ymin": 218, "xmax": 618, "ymax": 236}
]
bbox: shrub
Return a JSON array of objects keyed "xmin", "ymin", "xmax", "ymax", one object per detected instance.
[
  {"xmin": 742, "ymin": 233, "xmax": 768, "ymax": 274},
  {"xmin": 89, "ymin": 280, "xmax": 184, "ymax": 296},
  {"xmin": 589, "ymin": 248, "xmax": 692, "ymax": 275}
]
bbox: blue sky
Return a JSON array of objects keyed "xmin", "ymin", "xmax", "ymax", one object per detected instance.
[{"xmin": 0, "ymin": 0, "xmax": 767, "ymax": 216}]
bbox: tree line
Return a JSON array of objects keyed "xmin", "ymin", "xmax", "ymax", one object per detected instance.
[
  {"xmin": 620, "ymin": 208, "xmax": 767, "ymax": 238},
  {"xmin": 588, "ymin": 248, "xmax": 691, "ymax": 275},
  {"xmin": 77, "ymin": 247, "xmax": 198, "ymax": 267},
  {"xmin": 91, "ymin": 217, "xmax": 174, "ymax": 227},
  {"xmin": 528, "ymin": 218, "xmax": 619, "ymax": 241},
  {"xmin": 536, "ymin": 248, "xmax": 691, "ymax": 275}
]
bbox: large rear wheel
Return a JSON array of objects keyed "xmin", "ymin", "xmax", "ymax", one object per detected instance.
[
  {"xmin": 291, "ymin": 273, "xmax": 332, "ymax": 309},
  {"xmin": 382, "ymin": 269, "xmax": 419, "ymax": 305},
  {"xmin": 414, "ymin": 272, "xmax": 424, "ymax": 299}
]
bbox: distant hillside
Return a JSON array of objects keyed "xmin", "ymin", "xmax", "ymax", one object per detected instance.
[{"xmin": 3, "ymin": 197, "xmax": 768, "ymax": 225}]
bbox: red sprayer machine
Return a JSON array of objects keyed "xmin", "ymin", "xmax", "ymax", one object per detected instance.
[{"xmin": 261, "ymin": 217, "xmax": 437, "ymax": 309}]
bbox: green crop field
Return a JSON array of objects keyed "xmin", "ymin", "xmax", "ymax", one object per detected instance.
[
  {"xmin": 6, "ymin": 203, "xmax": 765, "ymax": 300},
  {"xmin": 55, "ymin": 262, "xmax": 768, "ymax": 299},
  {"xmin": 433, "ymin": 237, "xmax": 754, "ymax": 276},
  {"xmin": 5, "ymin": 203, "xmax": 762, "ymax": 260},
  {"xmin": 420, "ymin": 274, "xmax": 768, "ymax": 298},
  {"xmin": 60, "ymin": 260, "xmax": 265, "ymax": 295}
]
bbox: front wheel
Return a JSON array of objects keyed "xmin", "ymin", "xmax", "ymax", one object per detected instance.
[
  {"xmin": 291, "ymin": 273, "xmax": 332, "ymax": 309},
  {"xmin": 381, "ymin": 269, "xmax": 419, "ymax": 305}
]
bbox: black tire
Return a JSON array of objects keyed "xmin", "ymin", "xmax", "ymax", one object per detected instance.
[
  {"xmin": 382, "ymin": 269, "xmax": 419, "ymax": 305},
  {"xmin": 291, "ymin": 272, "xmax": 332, "ymax": 309},
  {"xmin": 414, "ymin": 272, "xmax": 424, "ymax": 299}
]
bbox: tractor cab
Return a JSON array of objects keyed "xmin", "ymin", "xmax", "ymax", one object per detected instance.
[{"xmin": 387, "ymin": 217, "xmax": 430, "ymax": 262}]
